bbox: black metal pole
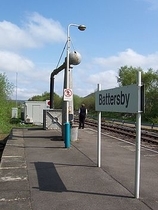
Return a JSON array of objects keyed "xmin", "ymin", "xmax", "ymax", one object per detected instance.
[
  {"xmin": 49, "ymin": 61, "xmax": 66, "ymax": 109},
  {"xmin": 50, "ymin": 74, "xmax": 54, "ymax": 109}
]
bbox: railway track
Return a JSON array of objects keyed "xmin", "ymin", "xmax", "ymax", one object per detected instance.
[{"xmin": 75, "ymin": 118, "xmax": 158, "ymax": 145}]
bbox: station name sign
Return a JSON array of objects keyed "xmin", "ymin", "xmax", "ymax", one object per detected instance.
[
  {"xmin": 99, "ymin": 90, "xmax": 130, "ymax": 108},
  {"xmin": 95, "ymin": 84, "xmax": 144, "ymax": 113}
]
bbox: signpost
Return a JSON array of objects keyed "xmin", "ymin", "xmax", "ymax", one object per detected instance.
[
  {"xmin": 64, "ymin": 88, "xmax": 73, "ymax": 101},
  {"xmin": 95, "ymin": 84, "xmax": 143, "ymax": 113},
  {"xmin": 95, "ymin": 71, "xmax": 144, "ymax": 199},
  {"xmin": 46, "ymin": 100, "xmax": 50, "ymax": 108}
]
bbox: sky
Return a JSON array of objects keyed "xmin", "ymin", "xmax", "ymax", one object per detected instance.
[{"xmin": 0, "ymin": 0, "xmax": 158, "ymax": 100}]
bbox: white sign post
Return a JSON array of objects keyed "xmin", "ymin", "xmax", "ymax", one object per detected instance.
[
  {"xmin": 135, "ymin": 71, "xmax": 141, "ymax": 199},
  {"xmin": 97, "ymin": 84, "xmax": 101, "ymax": 167},
  {"xmin": 95, "ymin": 71, "xmax": 144, "ymax": 199}
]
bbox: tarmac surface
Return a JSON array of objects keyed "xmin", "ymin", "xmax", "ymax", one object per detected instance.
[{"xmin": 0, "ymin": 126, "xmax": 158, "ymax": 210}]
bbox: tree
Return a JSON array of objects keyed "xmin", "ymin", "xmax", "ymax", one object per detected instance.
[
  {"xmin": 54, "ymin": 93, "xmax": 62, "ymax": 109},
  {"xmin": 117, "ymin": 66, "xmax": 158, "ymax": 122},
  {"xmin": 28, "ymin": 91, "xmax": 50, "ymax": 101},
  {"xmin": 81, "ymin": 94, "xmax": 95, "ymax": 113},
  {"xmin": 117, "ymin": 66, "xmax": 143, "ymax": 86},
  {"xmin": 73, "ymin": 94, "xmax": 82, "ymax": 111},
  {"xmin": 0, "ymin": 73, "xmax": 14, "ymax": 133},
  {"xmin": 0, "ymin": 73, "xmax": 13, "ymax": 101}
]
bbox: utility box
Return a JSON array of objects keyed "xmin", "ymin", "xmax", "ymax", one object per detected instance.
[
  {"xmin": 23, "ymin": 101, "xmax": 47, "ymax": 125},
  {"xmin": 12, "ymin": 107, "xmax": 18, "ymax": 118}
]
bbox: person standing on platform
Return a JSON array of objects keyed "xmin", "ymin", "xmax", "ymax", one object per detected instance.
[{"xmin": 79, "ymin": 104, "xmax": 87, "ymax": 129}]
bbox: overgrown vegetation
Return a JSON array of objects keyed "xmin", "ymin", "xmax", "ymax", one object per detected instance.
[{"xmin": 0, "ymin": 73, "xmax": 15, "ymax": 134}]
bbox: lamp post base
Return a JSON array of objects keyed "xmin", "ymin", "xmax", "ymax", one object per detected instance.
[{"xmin": 64, "ymin": 122, "xmax": 70, "ymax": 148}]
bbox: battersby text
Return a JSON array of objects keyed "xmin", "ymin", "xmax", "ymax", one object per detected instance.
[{"xmin": 99, "ymin": 91, "xmax": 130, "ymax": 108}]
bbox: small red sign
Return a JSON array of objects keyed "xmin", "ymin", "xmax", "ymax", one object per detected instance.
[{"xmin": 64, "ymin": 89, "xmax": 73, "ymax": 101}]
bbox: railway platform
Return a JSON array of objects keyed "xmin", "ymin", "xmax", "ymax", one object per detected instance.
[{"xmin": 0, "ymin": 127, "xmax": 158, "ymax": 210}]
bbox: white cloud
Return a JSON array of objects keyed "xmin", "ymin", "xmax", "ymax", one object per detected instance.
[
  {"xmin": 74, "ymin": 49, "xmax": 158, "ymax": 96},
  {"xmin": 93, "ymin": 49, "xmax": 158, "ymax": 71},
  {"xmin": 88, "ymin": 70, "xmax": 118, "ymax": 90},
  {"xmin": 0, "ymin": 51, "xmax": 34, "ymax": 72},
  {"xmin": 25, "ymin": 12, "xmax": 66, "ymax": 44},
  {"xmin": 0, "ymin": 21, "xmax": 35, "ymax": 50},
  {"xmin": 16, "ymin": 87, "xmax": 39, "ymax": 100},
  {"xmin": 0, "ymin": 12, "xmax": 66, "ymax": 50},
  {"xmin": 0, "ymin": 51, "xmax": 49, "ymax": 100},
  {"xmin": 0, "ymin": 12, "xmax": 67, "ymax": 100}
]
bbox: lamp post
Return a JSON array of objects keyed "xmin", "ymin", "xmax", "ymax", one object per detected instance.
[{"xmin": 64, "ymin": 24, "xmax": 86, "ymax": 148}]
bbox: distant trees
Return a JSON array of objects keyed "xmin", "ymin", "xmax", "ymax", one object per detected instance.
[
  {"xmin": 74, "ymin": 94, "xmax": 95, "ymax": 113},
  {"xmin": 28, "ymin": 91, "xmax": 62, "ymax": 109},
  {"xmin": 73, "ymin": 94, "xmax": 82, "ymax": 111},
  {"xmin": 81, "ymin": 94, "xmax": 95, "ymax": 113},
  {"xmin": 28, "ymin": 91, "xmax": 50, "ymax": 101}
]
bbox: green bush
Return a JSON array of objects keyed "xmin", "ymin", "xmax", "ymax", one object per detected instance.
[{"xmin": 10, "ymin": 118, "xmax": 21, "ymax": 124}]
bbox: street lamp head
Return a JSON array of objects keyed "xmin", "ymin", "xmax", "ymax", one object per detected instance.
[{"xmin": 78, "ymin": 25, "xmax": 86, "ymax": 31}]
